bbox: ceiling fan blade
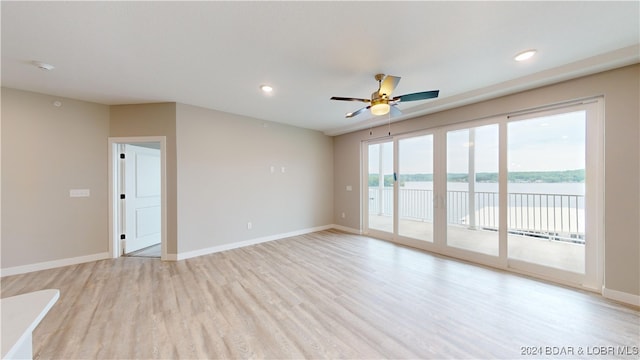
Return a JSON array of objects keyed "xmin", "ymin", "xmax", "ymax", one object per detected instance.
[
  {"xmin": 390, "ymin": 104, "xmax": 403, "ymax": 117},
  {"xmin": 346, "ymin": 105, "xmax": 371, "ymax": 118},
  {"xmin": 393, "ymin": 90, "xmax": 439, "ymax": 102},
  {"xmin": 330, "ymin": 96, "xmax": 370, "ymax": 103},
  {"xmin": 379, "ymin": 75, "xmax": 401, "ymax": 97}
]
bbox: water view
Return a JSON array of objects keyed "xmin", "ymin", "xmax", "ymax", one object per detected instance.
[
  {"xmin": 369, "ymin": 179, "xmax": 585, "ymax": 242},
  {"xmin": 404, "ymin": 181, "xmax": 584, "ymax": 195}
]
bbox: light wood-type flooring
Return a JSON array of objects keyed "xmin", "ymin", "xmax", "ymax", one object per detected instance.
[{"xmin": 1, "ymin": 230, "xmax": 638, "ymax": 359}]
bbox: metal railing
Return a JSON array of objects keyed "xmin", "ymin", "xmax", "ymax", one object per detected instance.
[{"xmin": 368, "ymin": 187, "xmax": 585, "ymax": 244}]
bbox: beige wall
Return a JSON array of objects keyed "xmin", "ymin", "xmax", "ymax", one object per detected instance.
[
  {"xmin": 2, "ymin": 96, "xmax": 333, "ymax": 267},
  {"xmin": 1, "ymin": 88, "xmax": 110, "ymax": 268},
  {"xmin": 3, "ymin": 64, "xmax": 636, "ymax": 298},
  {"xmin": 176, "ymin": 103, "xmax": 333, "ymax": 253},
  {"xmin": 333, "ymin": 64, "xmax": 640, "ymax": 297},
  {"xmin": 109, "ymin": 103, "xmax": 178, "ymax": 255}
]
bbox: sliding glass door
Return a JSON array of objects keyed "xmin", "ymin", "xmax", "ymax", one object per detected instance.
[
  {"xmin": 506, "ymin": 107, "xmax": 592, "ymax": 277},
  {"xmin": 446, "ymin": 124, "xmax": 500, "ymax": 256},
  {"xmin": 362, "ymin": 100, "xmax": 601, "ymax": 289},
  {"xmin": 398, "ymin": 134, "xmax": 434, "ymax": 242},
  {"xmin": 367, "ymin": 141, "xmax": 394, "ymax": 235}
]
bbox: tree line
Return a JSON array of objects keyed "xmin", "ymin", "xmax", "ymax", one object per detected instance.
[{"xmin": 369, "ymin": 169, "xmax": 585, "ymax": 187}]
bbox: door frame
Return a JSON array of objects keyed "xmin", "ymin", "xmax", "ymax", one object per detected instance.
[
  {"xmin": 108, "ymin": 136, "xmax": 167, "ymax": 260},
  {"xmin": 359, "ymin": 98, "xmax": 604, "ymax": 292},
  {"xmin": 504, "ymin": 100, "xmax": 604, "ymax": 290}
]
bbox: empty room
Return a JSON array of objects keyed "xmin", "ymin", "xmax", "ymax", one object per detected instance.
[{"xmin": 1, "ymin": 2, "xmax": 639, "ymax": 359}]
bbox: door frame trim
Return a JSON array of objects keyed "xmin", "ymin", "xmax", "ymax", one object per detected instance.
[
  {"xmin": 359, "ymin": 98, "xmax": 604, "ymax": 292},
  {"xmin": 108, "ymin": 136, "xmax": 167, "ymax": 260}
]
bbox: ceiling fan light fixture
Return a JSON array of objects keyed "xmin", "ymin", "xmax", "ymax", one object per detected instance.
[{"xmin": 370, "ymin": 102, "xmax": 390, "ymax": 116}]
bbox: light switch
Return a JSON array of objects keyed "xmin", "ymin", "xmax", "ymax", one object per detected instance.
[
  {"xmin": 346, "ymin": 185, "xmax": 352, "ymax": 191},
  {"xmin": 70, "ymin": 189, "xmax": 90, "ymax": 197}
]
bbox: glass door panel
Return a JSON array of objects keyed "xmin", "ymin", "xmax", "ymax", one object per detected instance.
[
  {"xmin": 446, "ymin": 124, "xmax": 499, "ymax": 256},
  {"xmin": 367, "ymin": 141, "xmax": 394, "ymax": 234},
  {"xmin": 362, "ymin": 101, "xmax": 600, "ymax": 288},
  {"xmin": 398, "ymin": 134, "xmax": 434, "ymax": 242},
  {"xmin": 507, "ymin": 111, "xmax": 586, "ymax": 273}
]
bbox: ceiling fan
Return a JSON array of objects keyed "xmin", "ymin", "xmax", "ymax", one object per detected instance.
[{"xmin": 330, "ymin": 74, "xmax": 439, "ymax": 118}]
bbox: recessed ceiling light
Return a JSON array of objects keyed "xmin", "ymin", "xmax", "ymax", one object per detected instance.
[
  {"xmin": 32, "ymin": 61, "xmax": 55, "ymax": 71},
  {"xmin": 514, "ymin": 49, "xmax": 537, "ymax": 62},
  {"xmin": 260, "ymin": 84, "xmax": 273, "ymax": 93}
]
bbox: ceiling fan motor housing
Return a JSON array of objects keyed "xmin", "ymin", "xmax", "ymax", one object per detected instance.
[{"xmin": 371, "ymin": 91, "xmax": 388, "ymax": 103}]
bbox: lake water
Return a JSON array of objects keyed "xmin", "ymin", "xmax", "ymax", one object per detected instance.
[
  {"xmin": 403, "ymin": 181, "xmax": 585, "ymax": 195},
  {"xmin": 373, "ymin": 181, "xmax": 586, "ymax": 232}
]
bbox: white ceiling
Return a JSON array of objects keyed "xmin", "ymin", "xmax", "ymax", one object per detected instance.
[{"xmin": 2, "ymin": 1, "xmax": 639, "ymax": 136}]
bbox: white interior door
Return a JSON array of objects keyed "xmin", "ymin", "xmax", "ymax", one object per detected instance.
[{"xmin": 124, "ymin": 144, "xmax": 161, "ymax": 254}]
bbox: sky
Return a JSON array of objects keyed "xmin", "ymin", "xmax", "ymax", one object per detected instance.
[{"xmin": 369, "ymin": 110, "xmax": 586, "ymax": 174}]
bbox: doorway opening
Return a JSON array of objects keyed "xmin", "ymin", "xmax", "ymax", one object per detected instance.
[{"xmin": 108, "ymin": 136, "xmax": 167, "ymax": 260}]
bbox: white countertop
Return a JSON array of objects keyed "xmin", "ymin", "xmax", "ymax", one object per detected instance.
[{"xmin": 1, "ymin": 289, "xmax": 60, "ymax": 359}]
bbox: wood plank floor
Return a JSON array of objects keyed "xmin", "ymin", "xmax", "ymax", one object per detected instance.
[{"xmin": 1, "ymin": 230, "xmax": 638, "ymax": 359}]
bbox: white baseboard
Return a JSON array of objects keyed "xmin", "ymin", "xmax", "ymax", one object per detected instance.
[
  {"xmin": 602, "ymin": 287, "xmax": 640, "ymax": 307},
  {"xmin": 175, "ymin": 224, "xmax": 334, "ymax": 261},
  {"xmin": 1, "ymin": 252, "xmax": 111, "ymax": 277},
  {"xmin": 331, "ymin": 224, "xmax": 362, "ymax": 235},
  {"xmin": 0, "ymin": 225, "xmax": 346, "ymax": 271}
]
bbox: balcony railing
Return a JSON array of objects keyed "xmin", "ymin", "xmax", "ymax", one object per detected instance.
[{"xmin": 369, "ymin": 187, "xmax": 585, "ymax": 244}]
